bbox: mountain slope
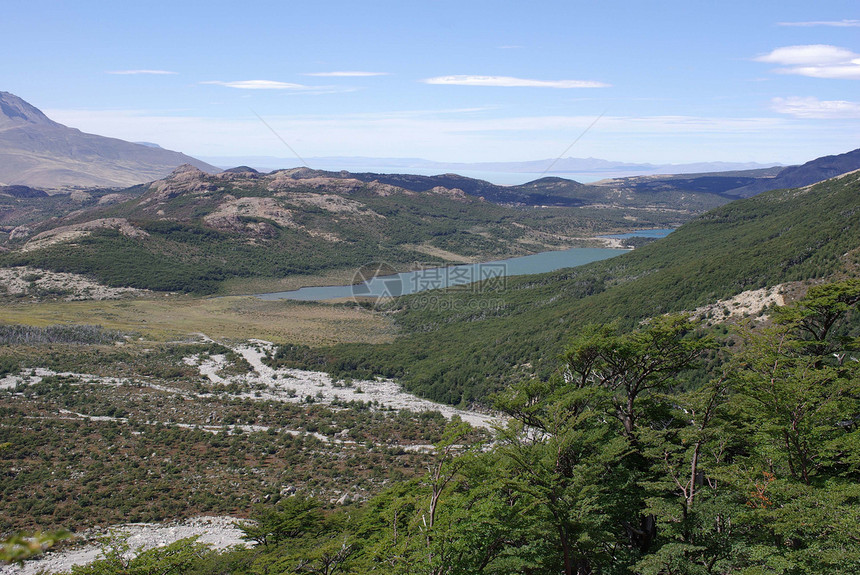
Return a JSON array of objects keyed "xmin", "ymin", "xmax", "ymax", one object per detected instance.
[
  {"xmin": 286, "ymin": 170, "xmax": 860, "ymax": 405},
  {"xmin": 596, "ymin": 148, "xmax": 860, "ymax": 201},
  {"xmin": 727, "ymin": 148, "xmax": 860, "ymax": 197},
  {"xmin": 2, "ymin": 165, "xmax": 679, "ymax": 293},
  {"xmin": 0, "ymin": 92, "xmax": 218, "ymax": 188}
]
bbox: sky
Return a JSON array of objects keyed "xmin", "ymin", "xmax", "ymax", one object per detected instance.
[{"xmin": 3, "ymin": 0, "xmax": 859, "ymax": 166}]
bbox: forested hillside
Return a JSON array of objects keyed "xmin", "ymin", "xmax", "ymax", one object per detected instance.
[{"xmin": 270, "ymin": 171, "xmax": 860, "ymax": 405}]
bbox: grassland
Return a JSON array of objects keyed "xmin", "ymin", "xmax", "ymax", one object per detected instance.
[{"xmin": 0, "ymin": 295, "xmax": 393, "ymax": 345}]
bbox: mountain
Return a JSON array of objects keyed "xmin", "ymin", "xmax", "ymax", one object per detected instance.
[
  {"xmin": 0, "ymin": 92, "xmax": 218, "ymax": 188},
  {"xmin": 195, "ymin": 150, "xmax": 858, "ymax": 210},
  {"xmin": 201, "ymin": 154, "xmax": 780, "ymax": 178},
  {"xmin": 591, "ymin": 148, "xmax": 860, "ymax": 201},
  {"xmin": 725, "ymin": 148, "xmax": 860, "ymax": 197}
]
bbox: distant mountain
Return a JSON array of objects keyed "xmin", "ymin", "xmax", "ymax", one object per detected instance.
[
  {"xmin": 200, "ymin": 154, "xmax": 781, "ymax": 179},
  {"xmin": 0, "ymin": 92, "xmax": 218, "ymax": 188},
  {"xmin": 593, "ymin": 148, "xmax": 860, "ymax": 200},
  {"xmin": 726, "ymin": 148, "xmax": 860, "ymax": 197}
]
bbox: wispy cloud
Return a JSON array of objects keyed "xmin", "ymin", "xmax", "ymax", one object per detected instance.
[
  {"xmin": 771, "ymin": 96, "xmax": 860, "ymax": 118},
  {"xmin": 304, "ymin": 71, "xmax": 389, "ymax": 77},
  {"xmin": 755, "ymin": 45, "xmax": 860, "ymax": 79},
  {"xmin": 107, "ymin": 69, "xmax": 177, "ymax": 75},
  {"xmin": 47, "ymin": 107, "xmax": 851, "ymax": 165},
  {"xmin": 422, "ymin": 75, "xmax": 610, "ymax": 88},
  {"xmin": 777, "ymin": 19, "xmax": 860, "ymax": 27},
  {"xmin": 201, "ymin": 80, "xmax": 355, "ymax": 95},
  {"xmin": 201, "ymin": 80, "xmax": 315, "ymax": 90}
]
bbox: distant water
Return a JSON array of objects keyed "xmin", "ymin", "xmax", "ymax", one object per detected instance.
[
  {"xmin": 256, "ymin": 229, "xmax": 673, "ymax": 302},
  {"xmin": 599, "ymin": 228, "xmax": 674, "ymax": 240}
]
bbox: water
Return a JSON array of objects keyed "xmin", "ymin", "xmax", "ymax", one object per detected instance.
[
  {"xmin": 255, "ymin": 228, "xmax": 671, "ymax": 302},
  {"xmin": 256, "ymin": 247, "xmax": 626, "ymax": 302},
  {"xmin": 599, "ymin": 228, "xmax": 674, "ymax": 240},
  {"xmin": 258, "ymin": 229, "xmax": 674, "ymax": 302}
]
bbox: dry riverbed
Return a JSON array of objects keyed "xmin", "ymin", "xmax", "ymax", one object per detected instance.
[{"xmin": 0, "ymin": 516, "xmax": 248, "ymax": 575}]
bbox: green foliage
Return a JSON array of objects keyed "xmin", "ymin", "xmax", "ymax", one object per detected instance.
[
  {"xmin": 285, "ymin": 174, "xmax": 860, "ymax": 406},
  {"xmin": 0, "ymin": 529, "xmax": 70, "ymax": 565},
  {"xmin": 66, "ymin": 536, "xmax": 211, "ymax": 575},
  {"xmin": 238, "ymin": 495, "xmax": 324, "ymax": 547},
  {"xmin": 0, "ymin": 355, "xmax": 19, "ymax": 376},
  {"xmin": 263, "ymin": 284, "xmax": 860, "ymax": 573},
  {"xmin": 8, "ymin": 281, "xmax": 856, "ymax": 574}
]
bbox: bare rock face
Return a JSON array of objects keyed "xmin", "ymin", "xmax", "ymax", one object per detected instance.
[
  {"xmin": 428, "ymin": 186, "xmax": 469, "ymax": 201},
  {"xmin": 21, "ymin": 218, "xmax": 149, "ymax": 252},
  {"xmin": 145, "ymin": 164, "xmax": 219, "ymax": 201}
]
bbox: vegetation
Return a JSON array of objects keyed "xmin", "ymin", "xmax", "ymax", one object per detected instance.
[
  {"xmin": 3, "ymin": 168, "xmax": 860, "ymax": 574},
  {"xmin": 1, "ymin": 340, "xmax": 496, "ymax": 534},
  {"xmin": 270, "ymin": 173, "xmax": 860, "ymax": 405},
  {"xmin": 45, "ymin": 281, "xmax": 860, "ymax": 574},
  {"xmin": 0, "ymin": 169, "xmax": 684, "ymax": 294},
  {"xmin": 0, "ymin": 324, "xmax": 127, "ymax": 345}
]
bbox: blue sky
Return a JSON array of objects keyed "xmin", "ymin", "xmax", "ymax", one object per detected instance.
[{"xmin": 4, "ymin": 0, "xmax": 859, "ymax": 165}]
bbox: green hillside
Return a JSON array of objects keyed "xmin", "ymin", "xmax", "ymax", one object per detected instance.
[
  {"xmin": 272, "ymin": 172, "xmax": 860, "ymax": 405},
  {"xmin": 0, "ymin": 167, "xmax": 679, "ymax": 294}
]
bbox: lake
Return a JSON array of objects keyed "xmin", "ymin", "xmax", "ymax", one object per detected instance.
[{"xmin": 256, "ymin": 229, "xmax": 673, "ymax": 302}]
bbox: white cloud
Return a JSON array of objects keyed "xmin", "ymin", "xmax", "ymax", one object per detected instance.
[
  {"xmin": 304, "ymin": 71, "xmax": 389, "ymax": 77},
  {"xmin": 107, "ymin": 70, "xmax": 177, "ymax": 75},
  {"xmin": 755, "ymin": 45, "xmax": 860, "ymax": 79},
  {"xmin": 756, "ymin": 45, "xmax": 854, "ymax": 65},
  {"xmin": 422, "ymin": 75, "xmax": 610, "ymax": 88},
  {"xmin": 772, "ymin": 96, "xmax": 860, "ymax": 118},
  {"xmin": 201, "ymin": 80, "xmax": 314, "ymax": 90},
  {"xmin": 777, "ymin": 19, "xmax": 860, "ymax": 27}
]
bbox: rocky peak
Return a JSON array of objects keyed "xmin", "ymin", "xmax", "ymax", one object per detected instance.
[
  {"xmin": 0, "ymin": 91, "xmax": 56, "ymax": 127},
  {"xmin": 144, "ymin": 164, "xmax": 216, "ymax": 202},
  {"xmin": 167, "ymin": 164, "xmax": 208, "ymax": 180}
]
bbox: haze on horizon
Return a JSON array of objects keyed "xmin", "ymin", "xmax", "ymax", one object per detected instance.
[{"xmin": 4, "ymin": 0, "xmax": 858, "ymax": 166}]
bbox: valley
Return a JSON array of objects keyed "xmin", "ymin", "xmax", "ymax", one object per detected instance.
[{"xmin": 2, "ymin": 139, "xmax": 860, "ymax": 573}]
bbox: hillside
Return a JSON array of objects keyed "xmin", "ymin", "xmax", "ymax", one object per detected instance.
[
  {"xmin": 276, "ymin": 169, "xmax": 860, "ymax": 405},
  {"xmin": 0, "ymin": 92, "xmax": 217, "ymax": 188},
  {"xmin": 595, "ymin": 147, "xmax": 860, "ymax": 200},
  {"xmin": 0, "ymin": 165, "xmax": 683, "ymax": 294}
]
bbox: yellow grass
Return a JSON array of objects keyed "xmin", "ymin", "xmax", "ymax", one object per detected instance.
[
  {"xmin": 0, "ymin": 295, "xmax": 395, "ymax": 345},
  {"xmin": 218, "ymin": 268, "xmax": 361, "ymax": 296}
]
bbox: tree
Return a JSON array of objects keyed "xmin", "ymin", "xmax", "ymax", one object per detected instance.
[
  {"xmin": 724, "ymin": 279, "xmax": 860, "ymax": 573},
  {"xmin": 238, "ymin": 495, "xmax": 324, "ymax": 548},
  {"xmin": 562, "ymin": 315, "xmax": 711, "ymax": 440},
  {"xmin": 495, "ymin": 374, "xmax": 630, "ymax": 575}
]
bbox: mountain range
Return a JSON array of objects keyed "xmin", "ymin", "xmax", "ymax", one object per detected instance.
[
  {"xmin": 0, "ymin": 92, "xmax": 217, "ymax": 188},
  {"xmin": 2, "ymin": 91, "xmax": 855, "ymax": 197}
]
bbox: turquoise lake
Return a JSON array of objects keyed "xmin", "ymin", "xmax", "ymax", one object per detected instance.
[{"xmin": 256, "ymin": 229, "xmax": 673, "ymax": 302}]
